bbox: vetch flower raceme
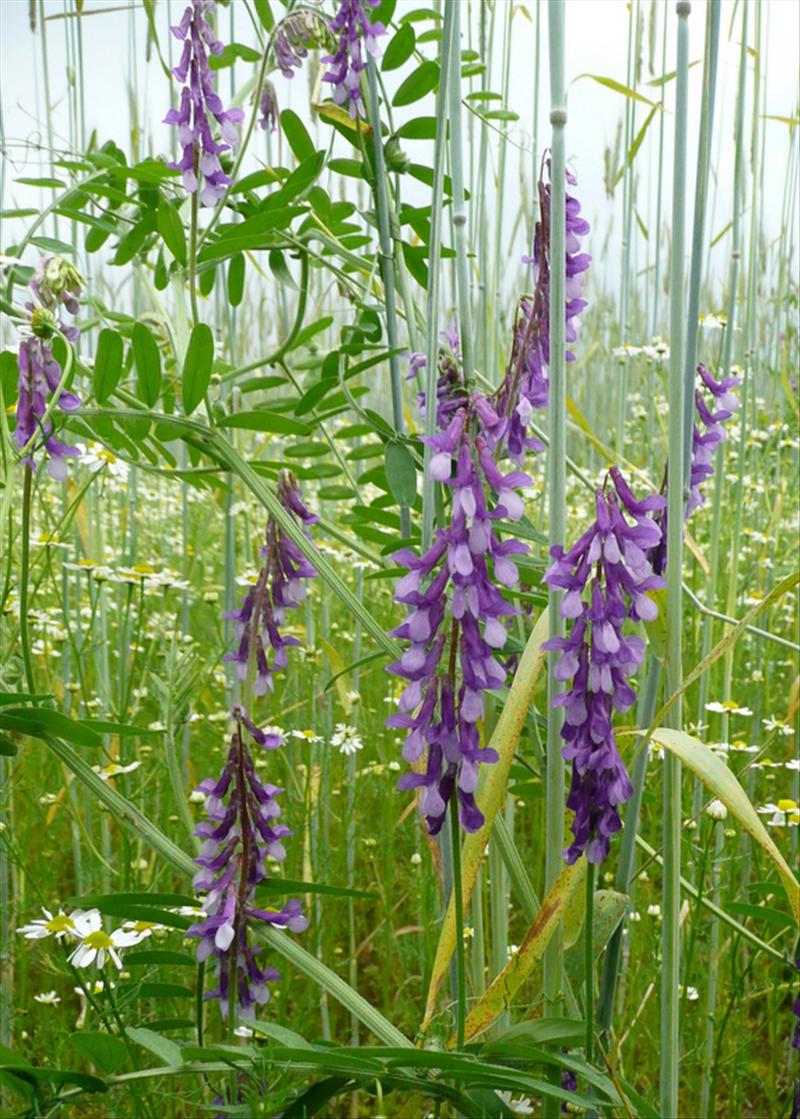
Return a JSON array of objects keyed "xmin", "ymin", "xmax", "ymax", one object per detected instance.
[
  {"xmin": 272, "ymin": 12, "xmax": 318, "ymax": 79},
  {"xmin": 165, "ymin": 0, "xmax": 245, "ymax": 206},
  {"xmin": 321, "ymin": 0, "xmax": 385, "ymax": 119},
  {"xmin": 687, "ymin": 362, "xmax": 742, "ymax": 513},
  {"xmin": 188, "ymin": 707, "xmax": 308, "ymax": 1018},
  {"xmin": 15, "ymin": 256, "xmax": 83, "ymax": 478},
  {"xmin": 486, "ymin": 161, "xmax": 590, "ymax": 464},
  {"xmin": 192, "ymin": 472, "xmax": 315, "ymax": 1020},
  {"xmin": 543, "ymin": 468, "xmax": 666, "ymax": 864},
  {"xmin": 223, "ymin": 474, "xmax": 318, "ymax": 696},
  {"xmin": 651, "ymin": 361, "xmax": 741, "ymax": 575},
  {"xmin": 388, "ymin": 411, "xmax": 531, "ymax": 835}
]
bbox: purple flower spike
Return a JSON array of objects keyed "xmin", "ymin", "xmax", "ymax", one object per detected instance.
[
  {"xmin": 192, "ymin": 474, "xmax": 316, "ymax": 1021},
  {"xmin": 272, "ymin": 12, "xmax": 318, "ymax": 79},
  {"xmin": 223, "ymin": 473, "xmax": 317, "ymax": 696},
  {"xmin": 388, "ymin": 404, "xmax": 530, "ymax": 836},
  {"xmin": 321, "ymin": 0, "xmax": 385, "ymax": 119},
  {"xmin": 687, "ymin": 362, "xmax": 741, "ymax": 513},
  {"xmin": 543, "ymin": 469, "xmax": 665, "ymax": 865},
  {"xmin": 487, "ymin": 159, "xmax": 591, "ymax": 464},
  {"xmin": 189, "ymin": 707, "xmax": 307, "ymax": 1020},
  {"xmin": 15, "ymin": 257, "xmax": 83, "ymax": 478},
  {"xmin": 650, "ymin": 362, "xmax": 741, "ymax": 575},
  {"xmin": 165, "ymin": 0, "xmax": 245, "ymax": 206}
]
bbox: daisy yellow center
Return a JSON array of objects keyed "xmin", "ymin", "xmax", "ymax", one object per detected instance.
[
  {"xmin": 129, "ymin": 921, "xmax": 155, "ymax": 933},
  {"xmin": 97, "ymin": 449, "xmax": 117, "ymax": 464},
  {"xmin": 83, "ymin": 930, "xmax": 114, "ymax": 950},
  {"xmin": 777, "ymin": 799, "xmax": 798, "ymax": 812},
  {"xmin": 132, "ymin": 563, "xmax": 155, "ymax": 575},
  {"xmin": 46, "ymin": 914, "xmax": 74, "ymax": 934}
]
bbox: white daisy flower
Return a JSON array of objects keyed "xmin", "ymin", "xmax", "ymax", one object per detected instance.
[
  {"xmin": 18, "ymin": 907, "xmax": 81, "ymax": 941},
  {"xmin": 92, "ymin": 761, "xmax": 141, "ymax": 780},
  {"xmin": 757, "ymin": 800, "xmax": 799, "ymax": 827},
  {"xmin": 80, "ymin": 444, "xmax": 130, "ymax": 481},
  {"xmin": 34, "ymin": 990, "xmax": 61, "ymax": 1005},
  {"xmin": 497, "ymin": 1092, "xmax": 535, "ymax": 1116},
  {"xmin": 330, "ymin": 723, "xmax": 363, "ymax": 756},
  {"xmin": 68, "ymin": 910, "xmax": 147, "ymax": 970},
  {"xmin": 705, "ymin": 799, "xmax": 728, "ymax": 820}
]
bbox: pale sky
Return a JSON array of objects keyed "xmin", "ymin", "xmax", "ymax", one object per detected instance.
[{"xmin": 1, "ymin": 0, "xmax": 798, "ymax": 319}]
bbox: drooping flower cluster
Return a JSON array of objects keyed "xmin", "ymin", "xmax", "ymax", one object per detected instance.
[
  {"xmin": 688, "ymin": 362, "xmax": 742, "ymax": 513},
  {"xmin": 188, "ymin": 707, "xmax": 308, "ymax": 1018},
  {"xmin": 388, "ymin": 411, "xmax": 530, "ymax": 835},
  {"xmin": 165, "ymin": 0, "xmax": 245, "ymax": 206},
  {"xmin": 224, "ymin": 474, "xmax": 318, "ymax": 695},
  {"xmin": 651, "ymin": 361, "xmax": 742, "ymax": 576},
  {"xmin": 486, "ymin": 163, "xmax": 591, "ymax": 464},
  {"xmin": 407, "ymin": 320, "xmax": 469, "ymax": 429},
  {"xmin": 15, "ymin": 256, "xmax": 83, "ymax": 479},
  {"xmin": 190, "ymin": 473, "xmax": 314, "ymax": 1020},
  {"xmin": 321, "ymin": 0, "xmax": 385, "ymax": 119},
  {"xmin": 272, "ymin": 12, "xmax": 318, "ymax": 79},
  {"xmin": 543, "ymin": 467, "xmax": 666, "ymax": 864}
]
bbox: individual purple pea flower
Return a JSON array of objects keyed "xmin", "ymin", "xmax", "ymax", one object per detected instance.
[
  {"xmin": 543, "ymin": 468, "xmax": 666, "ymax": 865},
  {"xmin": 321, "ymin": 0, "xmax": 385, "ymax": 120},
  {"xmin": 258, "ymin": 81, "xmax": 279, "ymax": 133},
  {"xmin": 15, "ymin": 257, "xmax": 83, "ymax": 479},
  {"xmin": 490, "ymin": 159, "xmax": 590, "ymax": 464},
  {"xmin": 164, "ymin": 0, "xmax": 245, "ymax": 206},
  {"xmin": 191, "ymin": 474, "xmax": 316, "ymax": 1021},
  {"xmin": 388, "ymin": 406, "xmax": 531, "ymax": 835}
]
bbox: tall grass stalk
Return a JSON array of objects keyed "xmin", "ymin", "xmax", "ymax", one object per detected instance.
[
  {"xmin": 421, "ymin": 2, "xmax": 455, "ymax": 554},
  {"xmin": 660, "ymin": 5, "xmax": 691, "ymax": 1115},
  {"xmin": 543, "ymin": 2, "xmax": 567, "ymax": 1080}
]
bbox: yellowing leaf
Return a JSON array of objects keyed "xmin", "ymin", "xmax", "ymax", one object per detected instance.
[
  {"xmin": 422, "ymin": 610, "xmax": 549, "ymax": 1032},
  {"xmin": 314, "ymin": 102, "xmax": 372, "ymax": 138},
  {"xmin": 451, "ymin": 859, "xmax": 586, "ymax": 1045},
  {"xmin": 650, "ymin": 728, "xmax": 799, "ymax": 924}
]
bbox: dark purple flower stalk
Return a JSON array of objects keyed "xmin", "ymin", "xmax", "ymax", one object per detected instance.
[
  {"xmin": 388, "ymin": 411, "xmax": 531, "ymax": 835},
  {"xmin": 190, "ymin": 473, "xmax": 315, "ymax": 1020},
  {"xmin": 543, "ymin": 468, "xmax": 666, "ymax": 864},
  {"xmin": 321, "ymin": 0, "xmax": 385, "ymax": 119},
  {"xmin": 487, "ymin": 161, "xmax": 591, "ymax": 464},
  {"xmin": 15, "ymin": 257, "xmax": 83, "ymax": 479},
  {"xmin": 223, "ymin": 474, "xmax": 318, "ymax": 696},
  {"xmin": 792, "ymin": 956, "xmax": 800, "ymax": 1052},
  {"xmin": 165, "ymin": 0, "xmax": 245, "ymax": 207}
]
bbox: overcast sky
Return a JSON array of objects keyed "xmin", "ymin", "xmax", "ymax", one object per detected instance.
[{"xmin": 1, "ymin": 0, "xmax": 798, "ymax": 318}]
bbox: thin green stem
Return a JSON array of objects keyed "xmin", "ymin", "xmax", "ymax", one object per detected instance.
[
  {"xmin": 661, "ymin": 5, "xmax": 691, "ymax": 1115},
  {"xmin": 544, "ymin": 3, "xmax": 567, "ymax": 1067},
  {"xmin": 450, "ymin": 802, "xmax": 466, "ymax": 1051},
  {"xmin": 365, "ymin": 57, "xmax": 409, "ymax": 537},
  {"xmin": 19, "ymin": 468, "xmax": 36, "ymax": 694},
  {"xmin": 421, "ymin": 2, "xmax": 455, "ymax": 554},
  {"xmin": 585, "ymin": 861, "xmax": 595, "ymax": 1064}
]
